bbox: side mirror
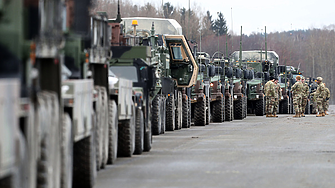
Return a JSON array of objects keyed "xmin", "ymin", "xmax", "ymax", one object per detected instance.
[
  {"xmin": 208, "ymin": 65, "xmax": 215, "ymax": 77},
  {"xmin": 225, "ymin": 67, "xmax": 233, "ymax": 78}
]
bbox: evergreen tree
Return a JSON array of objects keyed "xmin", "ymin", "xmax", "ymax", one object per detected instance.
[{"xmin": 213, "ymin": 12, "xmax": 228, "ymax": 36}]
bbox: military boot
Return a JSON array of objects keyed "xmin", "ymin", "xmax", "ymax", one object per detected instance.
[
  {"xmin": 273, "ymin": 113, "xmax": 278, "ymax": 118},
  {"xmin": 322, "ymin": 112, "xmax": 325, "ymax": 116},
  {"xmin": 316, "ymin": 113, "xmax": 323, "ymax": 117},
  {"xmin": 266, "ymin": 114, "xmax": 271, "ymax": 117},
  {"xmin": 301, "ymin": 113, "xmax": 305, "ymax": 117},
  {"xmin": 293, "ymin": 112, "xmax": 299, "ymax": 118}
]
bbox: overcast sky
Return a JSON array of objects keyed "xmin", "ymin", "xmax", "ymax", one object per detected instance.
[{"xmin": 131, "ymin": 0, "xmax": 335, "ymax": 35}]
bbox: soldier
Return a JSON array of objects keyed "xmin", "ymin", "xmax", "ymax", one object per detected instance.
[
  {"xmin": 324, "ymin": 83, "xmax": 330, "ymax": 115},
  {"xmin": 313, "ymin": 77, "xmax": 326, "ymax": 117},
  {"xmin": 301, "ymin": 76, "xmax": 309, "ymax": 117},
  {"xmin": 291, "ymin": 75, "xmax": 303, "ymax": 117},
  {"xmin": 264, "ymin": 77, "xmax": 276, "ymax": 117},
  {"xmin": 273, "ymin": 77, "xmax": 281, "ymax": 118}
]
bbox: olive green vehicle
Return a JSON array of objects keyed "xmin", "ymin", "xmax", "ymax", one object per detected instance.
[
  {"xmin": 119, "ymin": 16, "xmax": 198, "ymax": 132},
  {"xmin": 192, "ymin": 51, "xmax": 213, "ymax": 126}
]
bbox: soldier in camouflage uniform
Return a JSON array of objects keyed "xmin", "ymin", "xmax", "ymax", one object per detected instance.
[
  {"xmin": 324, "ymin": 83, "xmax": 330, "ymax": 115},
  {"xmin": 273, "ymin": 78, "xmax": 281, "ymax": 118},
  {"xmin": 313, "ymin": 77, "xmax": 326, "ymax": 117},
  {"xmin": 301, "ymin": 76, "xmax": 309, "ymax": 117},
  {"xmin": 264, "ymin": 77, "xmax": 276, "ymax": 117},
  {"xmin": 291, "ymin": 75, "xmax": 303, "ymax": 117}
]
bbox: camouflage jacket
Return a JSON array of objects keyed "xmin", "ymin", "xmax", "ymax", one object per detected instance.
[
  {"xmin": 264, "ymin": 80, "xmax": 275, "ymax": 97},
  {"xmin": 275, "ymin": 83, "xmax": 282, "ymax": 99},
  {"xmin": 314, "ymin": 82, "xmax": 326, "ymax": 99},
  {"xmin": 291, "ymin": 81, "xmax": 303, "ymax": 96},
  {"xmin": 302, "ymin": 82, "xmax": 309, "ymax": 98}
]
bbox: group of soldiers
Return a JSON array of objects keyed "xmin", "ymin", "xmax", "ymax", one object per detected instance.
[{"xmin": 264, "ymin": 76, "xmax": 331, "ymax": 118}]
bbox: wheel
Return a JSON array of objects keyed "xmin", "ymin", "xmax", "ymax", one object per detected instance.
[
  {"xmin": 212, "ymin": 97, "xmax": 224, "ymax": 122},
  {"xmin": 160, "ymin": 95, "xmax": 166, "ymax": 134},
  {"xmin": 194, "ymin": 97, "xmax": 206, "ymax": 126},
  {"xmin": 100, "ymin": 88, "xmax": 108, "ymax": 169},
  {"xmin": 225, "ymin": 95, "xmax": 233, "ymax": 121},
  {"xmin": 134, "ymin": 108, "xmax": 144, "ymax": 155},
  {"xmin": 205, "ymin": 95, "xmax": 210, "ymax": 125},
  {"xmin": 117, "ymin": 104, "xmax": 135, "ymax": 157},
  {"xmin": 255, "ymin": 96, "xmax": 264, "ymax": 116},
  {"xmin": 152, "ymin": 95, "xmax": 161, "ymax": 135},
  {"xmin": 280, "ymin": 99, "xmax": 289, "ymax": 114},
  {"xmin": 188, "ymin": 97, "xmax": 191, "ymax": 128},
  {"xmin": 94, "ymin": 87, "xmax": 102, "ymax": 171},
  {"xmin": 107, "ymin": 100, "xmax": 118, "ymax": 164},
  {"xmin": 0, "ymin": 172, "xmax": 19, "ymax": 188},
  {"xmin": 305, "ymin": 99, "xmax": 311, "ymax": 114},
  {"xmin": 182, "ymin": 94, "xmax": 189, "ymax": 128},
  {"xmin": 61, "ymin": 113, "xmax": 73, "ymax": 188},
  {"xmin": 37, "ymin": 92, "xmax": 61, "ymax": 188},
  {"xmin": 234, "ymin": 99, "xmax": 243, "ymax": 120},
  {"xmin": 73, "ymin": 134, "xmax": 96, "ymax": 188},
  {"xmin": 143, "ymin": 108, "xmax": 152, "ymax": 152},
  {"xmin": 243, "ymin": 96, "xmax": 247, "ymax": 118},
  {"xmin": 166, "ymin": 94, "xmax": 175, "ymax": 131},
  {"xmin": 175, "ymin": 91, "xmax": 182, "ymax": 130}
]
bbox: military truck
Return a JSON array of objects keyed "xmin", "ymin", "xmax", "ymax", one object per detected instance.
[
  {"xmin": 231, "ymin": 51, "xmax": 266, "ymax": 116},
  {"xmin": 0, "ymin": 1, "xmax": 134, "ymax": 188},
  {"xmin": 221, "ymin": 58, "xmax": 235, "ymax": 121},
  {"xmin": 210, "ymin": 52, "xmax": 226, "ymax": 123},
  {"xmin": 119, "ymin": 16, "xmax": 198, "ymax": 131},
  {"xmin": 192, "ymin": 51, "xmax": 213, "ymax": 126}
]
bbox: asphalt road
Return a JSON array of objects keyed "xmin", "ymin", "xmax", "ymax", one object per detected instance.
[{"xmin": 95, "ymin": 106, "xmax": 335, "ymax": 188}]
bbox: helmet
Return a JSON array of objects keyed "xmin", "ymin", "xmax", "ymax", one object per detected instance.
[{"xmin": 316, "ymin": 77, "xmax": 323, "ymax": 82}]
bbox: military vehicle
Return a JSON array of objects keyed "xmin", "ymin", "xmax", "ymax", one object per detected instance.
[
  {"xmin": 0, "ymin": 1, "xmax": 135, "ymax": 188},
  {"xmin": 119, "ymin": 16, "xmax": 198, "ymax": 131},
  {"xmin": 192, "ymin": 51, "xmax": 213, "ymax": 126},
  {"xmin": 221, "ymin": 58, "xmax": 235, "ymax": 121},
  {"xmin": 210, "ymin": 52, "xmax": 226, "ymax": 123}
]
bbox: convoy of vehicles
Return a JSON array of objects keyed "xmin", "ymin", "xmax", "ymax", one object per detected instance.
[{"xmin": 0, "ymin": 1, "xmax": 313, "ymax": 188}]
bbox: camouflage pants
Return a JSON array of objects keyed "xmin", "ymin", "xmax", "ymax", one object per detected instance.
[
  {"xmin": 316, "ymin": 97, "xmax": 325, "ymax": 113},
  {"xmin": 266, "ymin": 97, "xmax": 275, "ymax": 114},
  {"xmin": 273, "ymin": 98, "xmax": 279, "ymax": 113},
  {"xmin": 293, "ymin": 94, "xmax": 302, "ymax": 113},
  {"xmin": 301, "ymin": 96, "xmax": 308, "ymax": 114}
]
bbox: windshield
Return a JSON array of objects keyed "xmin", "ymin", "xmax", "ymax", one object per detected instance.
[{"xmin": 109, "ymin": 66, "xmax": 138, "ymax": 82}]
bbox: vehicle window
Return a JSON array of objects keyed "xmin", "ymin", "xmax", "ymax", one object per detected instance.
[{"xmin": 109, "ymin": 66, "xmax": 138, "ymax": 82}]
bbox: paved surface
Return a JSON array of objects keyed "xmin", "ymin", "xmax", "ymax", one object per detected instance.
[{"xmin": 95, "ymin": 106, "xmax": 335, "ymax": 188}]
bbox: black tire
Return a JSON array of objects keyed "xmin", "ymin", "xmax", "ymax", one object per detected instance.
[
  {"xmin": 255, "ymin": 97, "xmax": 264, "ymax": 116},
  {"xmin": 182, "ymin": 95, "xmax": 189, "ymax": 128},
  {"xmin": 152, "ymin": 95, "xmax": 161, "ymax": 135},
  {"xmin": 61, "ymin": 113, "xmax": 73, "ymax": 188},
  {"xmin": 234, "ymin": 99, "xmax": 243, "ymax": 120},
  {"xmin": 166, "ymin": 94, "xmax": 175, "ymax": 131},
  {"xmin": 160, "ymin": 95, "xmax": 166, "ymax": 134},
  {"xmin": 212, "ymin": 97, "xmax": 224, "ymax": 122},
  {"xmin": 206, "ymin": 95, "xmax": 210, "ymax": 125},
  {"xmin": 225, "ymin": 95, "xmax": 233, "ymax": 121},
  {"xmin": 100, "ymin": 88, "xmax": 108, "ymax": 169},
  {"xmin": 194, "ymin": 97, "xmax": 206, "ymax": 126},
  {"xmin": 107, "ymin": 100, "xmax": 118, "ymax": 164},
  {"xmin": 134, "ymin": 108, "xmax": 144, "ymax": 155},
  {"xmin": 243, "ymin": 96, "xmax": 247, "ymax": 118},
  {"xmin": 73, "ymin": 135, "xmax": 96, "ymax": 188},
  {"xmin": 280, "ymin": 99, "xmax": 289, "ymax": 114},
  {"xmin": 94, "ymin": 87, "xmax": 102, "ymax": 171},
  {"xmin": 188, "ymin": 97, "xmax": 191, "ymax": 128},
  {"xmin": 175, "ymin": 91, "xmax": 182, "ymax": 130},
  {"xmin": 305, "ymin": 99, "xmax": 311, "ymax": 114},
  {"xmin": 117, "ymin": 111, "xmax": 135, "ymax": 157},
  {"xmin": 0, "ymin": 174, "xmax": 19, "ymax": 188},
  {"xmin": 143, "ymin": 119, "xmax": 152, "ymax": 152}
]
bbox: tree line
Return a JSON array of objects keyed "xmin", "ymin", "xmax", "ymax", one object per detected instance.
[{"xmin": 92, "ymin": 0, "xmax": 335, "ymax": 104}]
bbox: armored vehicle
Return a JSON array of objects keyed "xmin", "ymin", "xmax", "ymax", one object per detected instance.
[{"xmin": 116, "ymin": 16, "xmax": 198, "ymax": 132}]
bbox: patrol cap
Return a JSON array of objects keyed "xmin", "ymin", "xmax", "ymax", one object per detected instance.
[
  {"xmin": 301, "ymin": 76, "xmax": 305, "ymax": 80},
  {"xmin": 316, "ymin": 77, "xmax": 323, "ymax": 82}
]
